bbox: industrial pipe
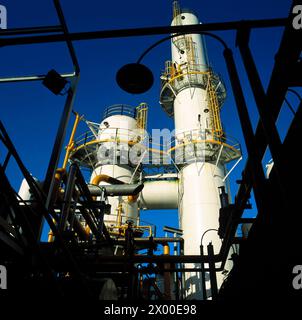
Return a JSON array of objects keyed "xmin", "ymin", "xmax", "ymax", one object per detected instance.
[
  {"xmin": 88, "ymin": 183, "xmax": 144, "ymax": 197},
  {"xmin": 138, "ymin": 180, "xmax": 178, "ymax": 210},
  {"xmin": 91, "ymin": 174, "xmax": 143, "ymax": 204},
  {"xmin": 92, "ymin": 174, "xmax": 124, "ymax": 186}
]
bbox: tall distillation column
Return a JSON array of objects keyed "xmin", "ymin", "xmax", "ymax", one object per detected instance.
[{"xmin": 160, "ymin": 2, "xmax": 241, "ymax": 299}]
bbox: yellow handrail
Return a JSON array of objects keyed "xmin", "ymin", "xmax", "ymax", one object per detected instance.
[
  {"xmin": 136, "ymin": 103, "xmax": 148, "ymax": 131},
  {"xmin": 62, "ymin": 112, "xmax": 82, "ymax": 169},
  {"xmin": 207, "ymin": 71, "xmax": 223, "ymax": 137},
  {"xmin": 167, "ymin": 139, "xmax": 240, "ymax": 154}
]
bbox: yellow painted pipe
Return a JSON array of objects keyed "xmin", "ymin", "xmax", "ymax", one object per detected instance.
[
  {"xmin": 47, "ymin": 230, "xmax": 54, "ymax": 242},
  {"xmin": 85, "ymin": 224, "xmax": 91, "ymax": 237},
  {"xmin": 47, "ymin": 219, "xmax": 56, "ymax": 242},
  {"xmin": 163, "ymin": 244, "xmax": 170, "ymax": 255},
  {"xmin": 55, "ymin": 168, "xmax": 66, "ymax": 182},
  {"xmin": 128, "ymin": 194, "xmax": 139, "ymax": 203},
  {"xmin": 117, "ymin": 204, "xmax": 123, "ymax": 227},
  {"xmin": 91, "ymin": 174, "xmax": 124, "ymax": 186},
  {"xmin": 91, "ymin": 174, "xmax": 139, "ymax": 203}
]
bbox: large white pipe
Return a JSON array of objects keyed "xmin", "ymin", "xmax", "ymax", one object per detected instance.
[{"xmin": 138, "ymin": 180, "xmax": 179, "ymax": 210}]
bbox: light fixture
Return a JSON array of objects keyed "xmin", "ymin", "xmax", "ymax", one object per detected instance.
[
  {"xmin": 42, "ymin": 69, "xmax": 68, "ymax": 95},
  {"xmin": 116, "ymin": 63, "xmax": 154, "ymax": 94}
]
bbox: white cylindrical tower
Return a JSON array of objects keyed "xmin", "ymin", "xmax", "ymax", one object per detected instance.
[
  {"xmin": 92, "ymin": 105, "xmax": 140, "ymax": 227},
  {"xmin": 70, "ymin": 103, "xmax": 148, "ymax": 237},
  {"xmin": 160, "ymin": 2, "xmax": 241, "ymax": 300}
]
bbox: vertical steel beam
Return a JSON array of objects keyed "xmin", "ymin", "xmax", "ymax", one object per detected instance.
[
  {"xmin": 44, "ymin": 0, "xmax": 80, "ymax": 205},
  {"xmin": 207, "ymin": 242, "xmax": 218, "ymax": 300},
  {"xmin": 59, "ymin": 163, "xmax": 77, "ymax": 232},
  {"xmin": 44, "ymin": 78, "xmax": 79, "ymax": 198},
  {"xmin": 200, "ymin": 244, "xmax": 207, "ymax": 300},
  {"xmin": 53, "ymin": 0, "xmax": 80, "ymax": 74},
  {"xmin": 236, "ymin": 29, "xmax": 288, "ymax": 199},
  {"xmin": 223, "ymin": 48, "xmax": 268, "ymax": 213}
]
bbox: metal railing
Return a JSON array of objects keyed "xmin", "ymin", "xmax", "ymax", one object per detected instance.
[
  {"xmin": 102, "ymin": 104, "xmax": 137, "ymax": 120},
  {"xmin": 167, "ymin": 129, "xmax": 241, "ymax": 164}
]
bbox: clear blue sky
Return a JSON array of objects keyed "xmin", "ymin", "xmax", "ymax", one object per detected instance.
[{"xmin": 0, "ymin": 0, "xmax": 296, "ymax": 242}]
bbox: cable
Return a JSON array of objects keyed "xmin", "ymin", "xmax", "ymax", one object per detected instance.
[
  {"xmin": 287, "ymin": 88, "xmax": 302, "ymax": 102},
  {"xmin": 200, "ymin": 228, "xmax": 218, "ymax": 246},
  {"xmin": 284, "ymin": 97, "xmax": 296, "ymax": 116},
  {"xmin": 137, "ymin": 32, "xmax": 228, "ymax": 64}
]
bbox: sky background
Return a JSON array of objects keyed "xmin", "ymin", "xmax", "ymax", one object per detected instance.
[{"xmin": 0, "ymin": 0, "xmax": 298, "ymax": 244}]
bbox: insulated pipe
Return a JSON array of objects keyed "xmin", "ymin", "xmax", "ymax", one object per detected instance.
[
  {"xmin": 138, "ymin": 180, "xmax": 178, "ymax": 210},
  {"xmin": 88, "ymin": 183, "xmax": 144, "ymax": 197},
  {"xmin": 91, "ymin": 174, "xmax": 142, "ymax": 203}
]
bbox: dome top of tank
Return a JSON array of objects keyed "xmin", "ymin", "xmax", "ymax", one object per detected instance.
[{"xmin": 179, "ymin": 8, "xmax": 198, "ymax": 16}]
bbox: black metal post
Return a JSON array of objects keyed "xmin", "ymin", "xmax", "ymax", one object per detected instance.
[
  {"xmin": 200, "ymin": 244, "xmax": 207, "ymax": 300},
  {"xmin": 74, "ymin": 165, "xmax": 112, "ymax": 244},
  {"xmin": 43, "ymin": 78, "xmax": 79, "ymax": 198},
  {"xmin": 59, "ymin": 163, "xmax": 77, "ymax": 232},
  {"xmin": 53, "ymin": 0, "xmax": 80, "ymax": 74},
  {"xmin": 2, "ymin": 151, "xmax": 11, "ymax": 172},
  {"xmin": 44, "ymin": 0, "xmax": 80, "ymax": 206},
  {"xmin": 223, "ymin": 48, "xmax": 268, "ymax": 215},
  {"xmin": 207, "ymin": 242, "xmax": 218, "ymax": 300}
]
